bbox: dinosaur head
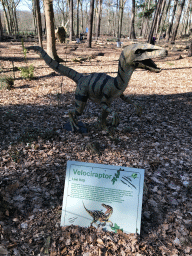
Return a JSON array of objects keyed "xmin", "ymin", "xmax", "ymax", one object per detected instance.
[{"xmin": 122, "ymin": 43, "xmax": 168, "ymax": 73}]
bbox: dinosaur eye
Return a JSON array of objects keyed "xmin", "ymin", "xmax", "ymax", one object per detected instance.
[{"xmin": 135, "ymin": 49, "xmax": 145, "ymax": 55}]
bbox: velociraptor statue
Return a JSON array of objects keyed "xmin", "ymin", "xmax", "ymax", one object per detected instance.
[{"xmin": 27, "ymin": 44, "xmax": 167, "ymax": 131}]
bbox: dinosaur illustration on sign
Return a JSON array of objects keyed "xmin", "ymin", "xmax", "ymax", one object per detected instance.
[{"xmin": 83, "ymin": 202, "xmax": 113, "ymax": 227}]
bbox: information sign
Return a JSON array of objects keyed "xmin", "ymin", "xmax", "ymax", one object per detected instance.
[{"xmin": 61, "ymin": 161, "xmax": 145, "ymax": 234}]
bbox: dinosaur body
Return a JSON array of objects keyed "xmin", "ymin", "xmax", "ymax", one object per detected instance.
[
  {"xmin": 83, "ymin": 202, "xmax": 113, "ymax": 227},
  {"xmin": 27, "ymin": 44, "xmax": 167, "ymax": 131}
]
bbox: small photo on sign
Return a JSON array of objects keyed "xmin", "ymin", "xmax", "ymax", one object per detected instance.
[{"xmin": 61, "ymin": 161, "xmax": 145, "ymax": 234}]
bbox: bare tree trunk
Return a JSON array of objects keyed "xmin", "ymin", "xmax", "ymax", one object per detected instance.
[
  {"xmin": 1, "ymin": 0, "xmax": 11, "ymax": 34},
  {"xmin": 34, "ymin": 0, "xmax": 43, "ymax": 47},
  {"xmin": 158, "ymin": 0, "xmax": 171, "ymax": 41},
  {"xmin": 96, "ymin": 0, "xmax": 102, "ymax": 38},
  {"xmin": 148, "ymin": 0, "xmax": 163, "ymax": 44},
  {"xmin": 188, "ymin": 10, "xmax": 192, "ymax": 34},
  {"xmin": 6, "ymin": 1, "xmax": 14, "ymax": 33},
  {"xmin": 171, "ymin": 0, "xmax": 186, "ymax": 42},
  {"xmin": 32, "ymin": 0, "xmax": 37, "ymax": 34},
  {"xmin": 69, "ymin": 0, "xmax": 73, "ymax": 40},
  {"xmin": 140, "ymin": 1, "xmax": 146, "ymax": 37},
  {"xmin": 166, "ymin": 0, "xmax": 178, "ymax": 42},
  {"xmin": 1, "ymin": 0, "xmax": 19, "ymax": 35},
  {"xmin": 76, "ymin": 0, "xmax": 80, "ymax": 37},
  {"xmin": 0, "ymin": 12, "xmax": 3, "ymax": 41},
  {"xmin": 130, "ymin": 0, "xmax": 136, "ymax": 39},
  {"xmin": 118, "ymin": 0, "xmax": 126, "ymax": 39},
  {"xmin": 188, "ymin": 40, "xmax": 192, "ymax": 57},
  {"xmin": 112, "ymin": 11, "xmax": 116, "ymax": 36},
  {"xmin": 80, "ymin": 1, "xmax": 84, "ymax": 32},
  {"xmin": 155, "ymin": 0, "xmax": 166, "ymax": 35},
  {"xmin": 12, "ymin": 3, "xmax": 18, "ymax": 34},
  {"xmin": 87, "ymin": 0, "xmax": 95, "ymax": 48},
  {"xmin": 116, "ymin": 0, "xmax": 120, "ymax": 38},
  {"xmin": 43, "ymin": 0, "xmax": 61, "ymax": 61},
  {"xmin": 142, "ymin": 0, "xmax": 151, "ymax": 39},
  {"xmin": 181, "ymin": 0, "xmax": 190, "ymax": 36}
]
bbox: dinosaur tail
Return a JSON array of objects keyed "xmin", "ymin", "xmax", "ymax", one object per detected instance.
[
  {"xmin": 82, "ymin": 201, "xmax": 91, "ymax": 215},
  {"xmin": 26, "ymin": 46, "xmax": 82, "ymax": 83}
]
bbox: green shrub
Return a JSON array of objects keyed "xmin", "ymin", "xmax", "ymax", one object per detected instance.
[
  {"xmin": 19, "ymin": 65, "xmax": 34, "ymax": 80},
  {"xmin": 0, "ymin": 76, "xmax": 14, "ymax": 90}
]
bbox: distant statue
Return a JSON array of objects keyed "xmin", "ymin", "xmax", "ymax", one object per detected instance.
[{"xmin": 55, "ymin": 26, "xmax": 67, "ymax": 43}]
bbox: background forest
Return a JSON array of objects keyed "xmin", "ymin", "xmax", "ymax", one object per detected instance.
[{"xmin": 0, "ymin": 0, "xmax": 192, "ymax": 44}]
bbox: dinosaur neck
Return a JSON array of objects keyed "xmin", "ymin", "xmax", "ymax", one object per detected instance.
[{"xmin": 115, "ymin": 61, "xmax": 135, "ymax": 91}]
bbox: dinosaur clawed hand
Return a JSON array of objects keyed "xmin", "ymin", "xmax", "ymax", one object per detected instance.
[
  {"xmin": 68, "ymin": 111, "xmax": 80, "ymax": 132},
  {"xmin": 112, "ymin": 112, "xmax": 120, "ymax": 127},
  {"xmin": 96, "ymin": 111, "xmax": 120, "ymax": 130}
]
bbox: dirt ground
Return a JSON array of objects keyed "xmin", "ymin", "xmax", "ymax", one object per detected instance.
[{"xmin": 0, "ymin": 37, "xmax": 192, "ymax": 255}]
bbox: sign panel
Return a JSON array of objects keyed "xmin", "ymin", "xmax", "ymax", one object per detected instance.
[{"xmin": 61, "ymin": 161, "xmax": 145, "ymax": 234}]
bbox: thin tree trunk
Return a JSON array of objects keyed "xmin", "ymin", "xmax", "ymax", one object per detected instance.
[
  {"xmin": 69, "ymin": 0, "xmax": 73, "ymax": 40},
  {"xmin": 34, "ymin": 0, "xmax": 43, "ymax": 47},
  {"xmin": 171, "ymin": 0, "xmax": 186, "ymax": 42},
  {"xmin": 140, "ymin": 2, "xmax": 146, "ymax": 37},
  {"xmin": 188, "ymin": 40, "xmax": 192, "ymax": 56},
  {"xmin": 182, "ymin": 0, "xmax": 190, "ymax": 35},
  {"xmin": 142, "ymin": 0, "xmax": 151, "ymax": 39},
  {"xmin": 118, "ymin": 0, "xmax": 126, "ymax": 39},
  {"xmin": 6, "ymin": 1, "xmax": 14, "ymax": 33},
  {"xmin": 166, "ymin": 0, "xmax": 178, "ymax": 42},
  {"xmin": 155, "ymin": 0, "xmax": 166, "ymax": 35},
  {"xmin": 0, "ymin": 12, "xmax": 3, "ymax": 41},
  {"xmin": 158, "ymin": 0, "xmax": 171, "ymax": 41},
  {"xmin": 112, "ymin": 11, "xmax": 116, "ymax": 36},
  {"xmin": 96, "ymin": 0, "xmax": 102, "ymax": 38},
  {"xmin": 76, "ymin": 0, "xmax": 80, "ymax": 37},
  {"xmin": 43, "ymin": 0, "xmax": 61, "ymax": 61},
  {"xmin": 32, "ymin": 0, "xmax": 37, "ymax": 34},
  {"xmin": 1, "ymin": 0, "xmax": 11, "ymax": 34},
  {"xmin": 12, "ymin": 3, "xmax": 18, "ymax": 34},
  {"xmin": 148, "ymin": 0, "xmax": 163, "ymax": 44},
  {"xmin": 87, "ymin": 0, "xmax": 95, "ymax": 48},
  {"xmin": 93, "ymin": 0, "xmax": 97, "ymax": 35},
  {"xmin": 130, "ymin": 0, "xmax": 136, "ymax": 39},
  {"xmin": 116, "ymin": 0, "xmax": 120, "ymax": 38},
  {"xmin": 80, "ymin": 1, "xmax": 84, "ymax": 32}
]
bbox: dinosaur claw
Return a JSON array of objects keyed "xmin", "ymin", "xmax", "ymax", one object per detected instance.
[
  {"xmin": 112, "ymin": 112, "xmax": 120, "ymax": 127},
  {"xmin": 69, "ymin": 112, "xmax": 80, "ymax": 132}
]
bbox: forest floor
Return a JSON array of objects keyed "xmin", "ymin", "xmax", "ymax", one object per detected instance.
[{"xmin": 0, "ymin": 37, "xmax": 192, "ymax": 255}]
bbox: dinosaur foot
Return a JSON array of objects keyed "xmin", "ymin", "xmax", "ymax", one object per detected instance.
[{"xmin": 64, "ymin": 121, "xmax": 88, "ymax": 133}]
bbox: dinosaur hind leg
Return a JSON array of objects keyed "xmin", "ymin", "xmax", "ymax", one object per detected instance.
[{"xmin": 68, "ymin": 95, "xmax": 87, "ymax": 132}]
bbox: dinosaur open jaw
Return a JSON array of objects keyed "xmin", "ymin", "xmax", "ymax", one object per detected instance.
[{"xmin": 137, "ymin": 59, "xmax": 161, "ymax": 73}]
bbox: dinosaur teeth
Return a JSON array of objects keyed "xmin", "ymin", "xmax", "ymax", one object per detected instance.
[
  {"xmin": 137, "ymin": 59, "xmax": 161, "ymax": 72},
  {"xmin": 141, "ymin": 59, "xmax": 158, "ymax": 68}
]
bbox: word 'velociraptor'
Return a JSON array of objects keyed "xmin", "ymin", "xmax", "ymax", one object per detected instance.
[{"xmin": 27, "ymin": 44, "xmax": 167, "ymax": 131}]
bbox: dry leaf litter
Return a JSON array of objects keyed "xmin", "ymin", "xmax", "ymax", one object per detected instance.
[{"xmin": 0, "ymin": 38, "xmax": 192, "ymax": 255}]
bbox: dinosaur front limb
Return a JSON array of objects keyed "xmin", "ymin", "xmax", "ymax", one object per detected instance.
[
  {"xmin": 100, "ymin": 95, "xmax": 120, "ymax": 128},
  {"xmin": 100, "ymin": 110, "xmax": 109, "ymax": 127},
  {"xmin": 120, "ymin": 94, "xmax": 142, "ymax": 117},
  {"xmin": 69, "ymin": 94, "xmax": 87, "ymax": 132},
  {"xmin": 68, "ymin": 110, "xmax": 80, "ymax": 132}
]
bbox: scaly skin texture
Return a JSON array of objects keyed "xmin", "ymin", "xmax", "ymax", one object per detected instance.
[
  {"xmin": 27, "ymin": 44, "xmax": 167, "ymax": 131},
  {"xmin": 83, "ymin": 202, "xmax": 113, "ymax": 227}
]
